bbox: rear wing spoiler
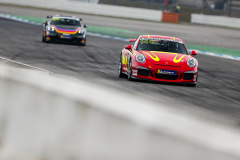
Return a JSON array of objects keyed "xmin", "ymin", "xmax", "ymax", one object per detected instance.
[{"xmin": 129, "ymin": 38, "xmax": 136, "ymax": 42}]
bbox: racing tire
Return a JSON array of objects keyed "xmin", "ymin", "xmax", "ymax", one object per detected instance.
[
  {"xmin": 187, "ymin": 73, "xmax": 197, "ymax": 87},
  {"xmin": 80, "ymin": 38, "xmax": 86, "ymax": 46},
  {"xmin": 128, "ymin": 59, "xmax": 132, "ymax": 81},
  {"xmin": 119, "ymin": 54, "xmax": 125, "ymax": 78},
  {"xmin": 42, "ymin": 35, "xmax": 50, "ymax": 43},
  {"xmin": 42, "ymin": 35, "xmax": 45, "ymax": 42}
]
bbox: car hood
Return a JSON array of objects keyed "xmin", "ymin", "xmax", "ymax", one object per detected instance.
[
  {"xmin": 52, "ymin": 25, "xmax": 81, "ymax": 30},
  {"xmin": 137, "ymin": 50, "xmax": 190, "ymax": 67}
]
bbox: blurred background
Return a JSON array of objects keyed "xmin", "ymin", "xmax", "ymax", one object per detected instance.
[{"xmin": 97, "ymin": 0, "xmax": 240, "ymax": 22}]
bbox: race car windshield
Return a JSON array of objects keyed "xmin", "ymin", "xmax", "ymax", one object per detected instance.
[
  {"xmin": 137, "ymin": 39, "xmax": 188, "ymax": 54},
  {"xmin": 50, "ymin": 18, "xmax": 81, "ymax": 26}
]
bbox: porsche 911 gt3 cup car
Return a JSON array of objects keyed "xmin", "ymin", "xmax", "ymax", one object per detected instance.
[
  {"xmin": 42, "ymin": 15, "xmax": 87, "ymax": 46},
  {"xmin": 119, "ymin": 35, "xmax": 198, "ymax": 86}
]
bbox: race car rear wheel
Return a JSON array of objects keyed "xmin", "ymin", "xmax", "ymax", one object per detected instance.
[
  {"xmin": 119, "ymin": 54, "xmax": 125, "ymax": 78},
  {"xmin": 128, "ymin": 59, "xmax": 132, "ymax": 81},
  {"xmin": 42, "ymin": 35, "xmax": 45, "ymax": 42}
]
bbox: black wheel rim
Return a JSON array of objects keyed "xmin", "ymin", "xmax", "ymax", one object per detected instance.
[{"xmin": 119, "ymin": 61, "xmax": 122, "ymax": 75}]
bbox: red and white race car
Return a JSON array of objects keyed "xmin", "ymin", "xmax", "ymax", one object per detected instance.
[{"xmin": 118, "ymin": 35, "xmax": 198, "ymax": 86}]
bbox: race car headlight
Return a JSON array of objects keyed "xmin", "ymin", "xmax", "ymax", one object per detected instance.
[
  {"xmin": 136, "ymin": 54, "xmax": 146, "ymax": 63},
  {"xmin": 187, "ymin": 58, "xmax": 196, "ymax": 68},
  {"xmin": 78, "ymin": 29, "xmax": 84, "ymax": 34},
  {"xmin": 47, "ymin": 26, "xmax": 54, "ymax": 31}
]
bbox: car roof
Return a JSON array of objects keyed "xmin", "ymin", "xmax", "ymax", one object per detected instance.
[{"xmin": 139, "ymin": 35, "xmax": 183, "ymax": 42}]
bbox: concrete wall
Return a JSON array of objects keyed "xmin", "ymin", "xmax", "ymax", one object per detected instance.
[
  {"xmin": 0, "ymin": 63, "xmax": 240, "ymax": 160},
  {"xmin": 68, "ymin": 0, "xmax": 99, "ymax": 3},
  {"xmin": 0, "ymin": 0, "xmax": 162, "ymax": 21},
  {"xmin": 178, "ymin": 0, "xmax": 204, "ymax": 7},
  {"xmin": 191, "ymin": 13, "xmax": 240, "ymax": 28}
]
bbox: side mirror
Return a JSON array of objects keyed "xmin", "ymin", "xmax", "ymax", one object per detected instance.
[
  {"xmin": 83, "ymin": 24, "xmax": 87, "ymax": 28},
  {"xmin": 125, "ymin": 45, "xmax": 132, "ymax": 50},
  {"xmin": 191, "ymin": 50, "xmax": 197, "ymax": 56},
  {"xmin": 44, "ymin": 21, "xmax": 48, "ymax": 26}
]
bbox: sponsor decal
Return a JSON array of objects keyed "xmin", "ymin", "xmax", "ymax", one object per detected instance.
[
  {"xmin": 139, "ymin": 38, "xmax": 182, "ymax": 44},
  {"xmin": 158, "ymin": 69, "xmax": 176, "ymax": 75},
  {"xmin": 60, "ymin": 35, "xmax": 71, "ymax": 39}
]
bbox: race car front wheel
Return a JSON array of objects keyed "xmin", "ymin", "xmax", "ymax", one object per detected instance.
[
  {"xmin": 42, "ymin": 34, "xmax": 49, "ymax": 43},
  {"xmin": 119, "ymin": 54, "xmax": 125, "ymax": 78},
  {"xmin": 128, "ymin": 59, "xmax": 132, "ymax": 81},
  {"xmin": 187, "ymin": 73, "xmax": 198, "ymax": 87}
]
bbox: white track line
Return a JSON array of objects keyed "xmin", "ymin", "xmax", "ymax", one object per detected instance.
[{"xmin": 0, "ymin": 56, "xmax": 78, "ymax": 81}]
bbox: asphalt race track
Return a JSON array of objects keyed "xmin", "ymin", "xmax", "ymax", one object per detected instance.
[{"xmin": 0, "ymin": 17, "xmax": 240, "ymax": 126}]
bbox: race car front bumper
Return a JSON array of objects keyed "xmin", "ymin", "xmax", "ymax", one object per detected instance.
[
  {"xmin": 45, "ymin": 33, "xmax": 86, "ymax": 44},
  {"xmin": 130, "ymin": 64, "xmax": 198, "ymax": 84}
]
